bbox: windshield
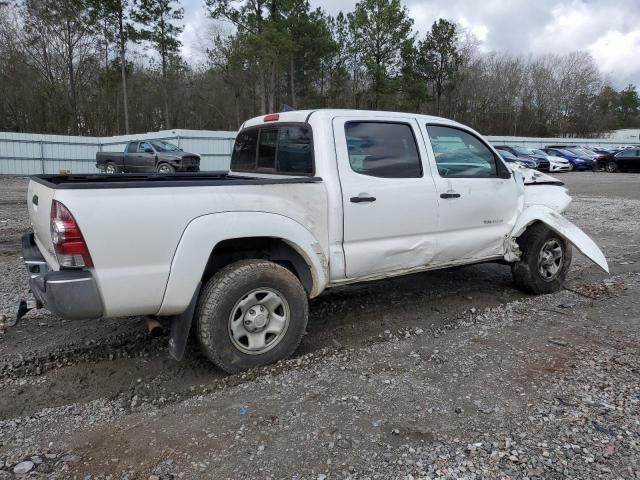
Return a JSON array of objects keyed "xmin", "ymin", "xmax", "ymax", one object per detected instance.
[
  {"xmin": 566, "ymin": 148, "xmax": 593, "ymax": 158},
  {"xmin": 553, "ymin": 149, "xmax": 573, "ymax": 156},
  {"xmin": 151, "ymin": 141, "xmax": 181, "ymax": 152},
  {"xmin": 514, "ymin": 146, "xmax": 536, "ymax": 155},
  {"xmin": 499, "ymin": 150, "xmax": 517, "ymax": 160}
]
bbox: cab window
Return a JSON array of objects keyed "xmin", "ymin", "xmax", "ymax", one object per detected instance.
[
  {"xmin": 138, "ymin": 142, "xmax": 152, "ymax": 153},
  {"xmin": 230, "ymin": 125, "xmax": 314, "ymax": 175},
  {"xmin": 426, "ymin": 125, "xmax": 497, "ymax": 178},
  {"xmin": 344, "ymin": 122, "xmax": 422, "ymax": 178}
]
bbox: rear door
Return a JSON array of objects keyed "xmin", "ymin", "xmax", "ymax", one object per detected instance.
[
  {"xmin": 124, "ymin": 142, "xmax": 138, "ymax": 171},
  {"xmin": 333, "ymin": 116, "xmax": 440, "ymax": 279},
  {"xmin": 420, "ymin": 123, "xmax": 521, "ymax": 263}
]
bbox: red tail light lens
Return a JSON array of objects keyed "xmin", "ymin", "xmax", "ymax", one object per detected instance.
[
  {"xmin": 263, "ymin": 113, "xmax": 279, "ymax": 122},
  {"xmin": 50, "ymin": 200, "xmax": 93, "ymax": 268}
]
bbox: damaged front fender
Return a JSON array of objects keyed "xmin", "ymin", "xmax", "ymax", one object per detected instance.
[{"xmin": 506, "ymin": 205, "xmax": 609, "ymax": 273}]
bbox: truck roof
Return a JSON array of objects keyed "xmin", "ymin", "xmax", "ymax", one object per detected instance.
[{"xmin": 240, "ymin": 109, "xmax": 464, "ymax": 130}]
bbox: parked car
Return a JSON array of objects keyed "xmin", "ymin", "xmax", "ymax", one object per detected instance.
[
  {"xmin": 494, "ymin": 145, "xmax": 550, "ymax": 170},
  {"xmin": 496, "ymin": 150, "xmax": 537, "ymax": 169},
  {"xmin": 600, "ymin": 148, "xmax": 640, "ymax": 172},
  {"xmin": 541, "ymin": 147, "xmax": 592, "ymax": 171},
  {"xmin": 96, "ymin": 140, "xmax": 201, "ymax": 173},
  {"xmin": 531, "ymin": 149, "xmax": 571, "ymax": 172},
  {"xmin": 18, "ymin": 110, "xmax": 608, "ymax": 373},
  {"xmin": 582, "ymin": 146, "xmax": 612, "ymax": 156}
]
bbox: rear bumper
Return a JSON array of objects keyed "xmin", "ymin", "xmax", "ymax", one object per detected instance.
[{"xmin": 22, "ymin": 233, "xmax": 104, "ymax": 320}]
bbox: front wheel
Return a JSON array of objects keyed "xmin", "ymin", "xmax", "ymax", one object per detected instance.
[
  {"xmin": 605, "ymin": 161, "xmax": 618, "ymax": 173},
  {"xmin": 511, "ymin": 223, "xmax": 572, "ymax": 294},
  {"xmin": 157, "ymin": 163, "xmax": 175, "ymax": 173},
  {"xmin": 195, "ymin": 260, "xmax": 308, "ymax": 373}
]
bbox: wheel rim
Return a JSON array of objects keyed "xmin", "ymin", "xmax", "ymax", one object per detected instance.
[
  {"xmin": 158, "ymin": 164, "xmax": 171, "ymax": 173},
  {"xmin": 106, "ymin": 164, "xmax": 115, "ymax": 174},
  {"xmin": 538, "ymin": 239, "xmax": 563, "ymax": 282},
  {"xmin": 228, "ymin": 288, "xmax": 290, "ymax": 355},
  {"xmin": 605, "ymin": 162, "xmax": 616, "ymax": 173}
]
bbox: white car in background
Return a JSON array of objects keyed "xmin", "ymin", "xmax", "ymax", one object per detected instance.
[{"xmin": 533, "ymin": 149, "xmax": 572, "ymax": 172}]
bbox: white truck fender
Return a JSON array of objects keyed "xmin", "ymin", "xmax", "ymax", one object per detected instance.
[
  {"xmin": 507, "ymin": 205, "xmax": 609, "ymax": 273},
  {"xmin": 157, "ymin": 212, "xmax": 329, "ymax": 316}
]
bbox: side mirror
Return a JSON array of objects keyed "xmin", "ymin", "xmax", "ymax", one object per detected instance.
[{"xmin": 144, "ymin": 148, "xmax": 154, "ymax": 154}]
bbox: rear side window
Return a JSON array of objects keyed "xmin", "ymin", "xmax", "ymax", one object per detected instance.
[
  {"xmin": 344, "ymin": 122, "xmax": 422, "ymax": 178},
  {"xmin": 127, "ymin": 142, "xmax": 138, "ymax": 153},
  {"xmin": 231, "ymin": 124, "xmax": 313, "ymax": 175}
]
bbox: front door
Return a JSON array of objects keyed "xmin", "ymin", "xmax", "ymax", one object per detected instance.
[
  {"xmin": 134, "ymin": 141, "xmax": 156, "ymax": 171},
  {"xmin": 419, "ymin": 123, "xmax": 521, "ymax": 264},
  {"xmin": 616, "ymin": 149, "xmax": 640, "ymax": 170},
  {"xmin": 333, "ymin": 116, "xmax": 440, "ymax": 280}
]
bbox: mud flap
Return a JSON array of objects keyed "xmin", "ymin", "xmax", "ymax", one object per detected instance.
[
  {"xmin": 168, "ymin": 282, "xmax": 201, "ymax": 361},
  {"xmin": 510, "ymin": 205, "xmax": 609, "ymax": 273}
]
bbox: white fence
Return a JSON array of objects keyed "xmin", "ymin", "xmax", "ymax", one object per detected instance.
[{"xmin": 0, "ymin": 129, "xmax": 635, "ymax": 176}]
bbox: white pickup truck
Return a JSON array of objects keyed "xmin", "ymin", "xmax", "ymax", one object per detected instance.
[{"xmin": 20, "ymin": 109, "xmax": 608, "ymax": 372}]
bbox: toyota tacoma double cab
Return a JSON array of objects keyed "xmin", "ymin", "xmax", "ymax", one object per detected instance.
[
  {"xmin": 96, "ymin": 140, "xmax": 200, "ymax": 173},
  {"xmin": 19, "ymin": 110, "xmax": 608, "ymax": 373}
]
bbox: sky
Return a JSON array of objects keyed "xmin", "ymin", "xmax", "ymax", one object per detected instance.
[{"xmin": 180, "ymin": 0, "xmax": 640, "ymax": 89}]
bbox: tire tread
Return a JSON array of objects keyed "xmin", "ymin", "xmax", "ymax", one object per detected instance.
[{"xmin": 196, "ymin": 260, "xmax": 308, "ymax": 373}]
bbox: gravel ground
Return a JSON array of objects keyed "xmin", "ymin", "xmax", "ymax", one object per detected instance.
[{"xmin": 0, "ymin": 172, "xmax": 639, "ymax": 479}]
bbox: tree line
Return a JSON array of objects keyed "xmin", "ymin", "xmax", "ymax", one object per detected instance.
[{"xmin": 1, "ymin": 0, "xmax": 639, "ymax": 137}]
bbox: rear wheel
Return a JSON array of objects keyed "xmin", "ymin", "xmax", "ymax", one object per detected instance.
[
  {"xmin": 105, "ymin": 162, "xmax": 118, "ymax": 174},
  {"xmin": 511, "ymin": 223, "xmax": 572, "ymax": 294},
  {"xmin": 196, "ymin": 260, "xmax": 308, "ymax": 373},
  {"xmin": 157, "ymin": 163, "xmax": 175, "ymax": 173}
]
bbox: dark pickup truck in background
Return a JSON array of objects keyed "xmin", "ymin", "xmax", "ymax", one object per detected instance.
[{"xmin": 96, "ymin": 140, "xmax": 201, "ymax": 173}]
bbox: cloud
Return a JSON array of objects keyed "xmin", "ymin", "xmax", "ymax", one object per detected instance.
[{"xmin": 178, "ymin": 0, "xmax": 640, "ymax": 88}]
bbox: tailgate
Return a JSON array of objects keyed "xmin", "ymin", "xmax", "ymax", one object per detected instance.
[{"xmin": 26, "ymin": 179, "xmax": 58, "ymax": 267}]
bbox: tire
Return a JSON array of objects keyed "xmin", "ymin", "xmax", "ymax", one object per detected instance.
[
  {"xmin": 157, "ymin": 163, "xmax": 175, "ymax": 173},
  {"xmin": 105, "ymin": 162, "xmax": 118, "ymax": 174},
  {"xmin": 195, "ymin": 260, "xmax": 308, "ymax": 373},
  {"xmin": 511, "ymin": 223, "xmax": 572, "ymax": 294},
  {"xmin": 567, "ymin": 162, "xmax": 575, "ymax": 172},
  {"xmin": 605, "ymin": 161, "xmax": 618, "ymax": 173}
]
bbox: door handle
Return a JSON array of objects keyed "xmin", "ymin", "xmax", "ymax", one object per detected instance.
[
  {"xmin": 350, "ymin": 195, "xmax": 376, "ymax": 203},
  {"xmin": 440, "ymin": 192, "xmax": 461, "ymax": 199}
]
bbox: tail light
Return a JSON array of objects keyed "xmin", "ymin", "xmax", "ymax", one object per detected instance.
[{"xmin": 50, "ymin": 200, "xmax": 93, "ymax": 268}]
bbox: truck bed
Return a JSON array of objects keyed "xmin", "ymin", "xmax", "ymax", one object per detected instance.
[{"xmin": 31, "ymin": 172, "xmax": 323, "ymax": 189}]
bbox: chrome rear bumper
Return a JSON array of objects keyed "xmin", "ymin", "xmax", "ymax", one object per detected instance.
[{"xmin": 22, "ymin": 233, "xmax": 104, "ymax": 320}]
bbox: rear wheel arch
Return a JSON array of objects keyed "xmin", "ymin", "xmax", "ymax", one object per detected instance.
[{"xmin": 202, "ymin": 236, "xmax": 315, "ymax": 295}]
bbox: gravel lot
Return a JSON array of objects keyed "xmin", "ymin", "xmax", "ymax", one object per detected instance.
[{"xmin": 0, "ymin": 172, "xmax": 639, "ymax": 479}]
